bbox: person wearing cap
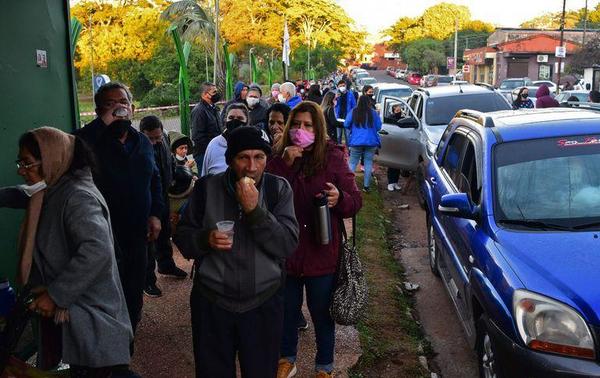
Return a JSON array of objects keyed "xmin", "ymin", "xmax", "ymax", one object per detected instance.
[
  {"xmin": 174, "ymin": 126, "xmax": 299, "ymax": 378},
  {"xmin": 169, "ymin": 130, "xmax": 198, "ymax": 176},
  {"xmin": 247, "ymin": 84, "xmax": 270, "ymax": 132}
]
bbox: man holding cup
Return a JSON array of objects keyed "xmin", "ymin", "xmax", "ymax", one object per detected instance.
[{"xmin": 174, "ymin": 126, "xmax": 299, "ymax": 378}]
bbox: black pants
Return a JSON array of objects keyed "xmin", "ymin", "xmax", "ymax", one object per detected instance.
[
  {"xmin": 190, "ymin": 289, "xmax": 284, "ymax": 378},
  {"xmin": 387, "ymin": 167, "xmax": 400, "ymax": 184},
  {"xmin": 116, "ymin": 236, "xmax": 147, "ymax": 335},
  {"xmin": 145, "ymin": 214, "xmax": 176, "ymax": 286}
]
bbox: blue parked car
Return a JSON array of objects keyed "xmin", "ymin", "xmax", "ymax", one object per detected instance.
[{"xmin": 422, "ymin": 107, "xmax": 600, "ymax": 377}]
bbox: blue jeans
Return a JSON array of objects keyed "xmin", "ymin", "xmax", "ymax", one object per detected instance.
[
  {"xmin": 349, "ymin": 146, "xmax": 377, "ymax": 188},
  {"xmin": 281, "ymin": 274, "xmax": 335, "ymax": 372},
  {"xmin": 336, "ymin": 128, "xmax": 346, "ymax": 144}
]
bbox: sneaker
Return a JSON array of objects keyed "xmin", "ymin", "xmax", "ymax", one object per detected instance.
[
  {"xmin": 393, "ymin": 183, "xmax": 402, "ymax": 191},
  {"xmin": 143, "ymin": 283, "xmax": 162, "ymax": 298},
  {"xmin": 298, "ymin": 317, "xmax": 309, "ymax": 331},
  {"xmin": 277, "ymin": 359, "xmax": 297, "ymax": 378},
  {"xmin": 387, "ymin": 184, "xmax": 395, "ymax": 191},
  {"xmin": 158, "ymin": 266, "xmax": 187, "ymax": 279},
  {"xmin": 315, "ymin": 371, "xmax": 333, "ymax": 378}
]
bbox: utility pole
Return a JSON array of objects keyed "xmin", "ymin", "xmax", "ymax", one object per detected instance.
[
  {"xmin": 583, "ymin": 0, "xmax": 589, "ymax": 46},
  {"xmin": 556, "ymin": 0, "xmax": 566, "ymax": 93},
  {"xmin": 89, "ymin": 15, "xmax": 94, "ymax": 96},
  {"xmin": 453, "ymin": 17, "xmax": 458, "ymax": 76},
  {"xmin": 213, "ymin": 0, "xmax": 219, "ymax": 84}
]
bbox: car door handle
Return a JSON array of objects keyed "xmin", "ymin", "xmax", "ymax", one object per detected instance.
[{"xmin": 378, "ymin": 130, "xmax": 389, "ymax": 135}]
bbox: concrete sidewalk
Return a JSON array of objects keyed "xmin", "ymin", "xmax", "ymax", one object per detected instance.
[{"xmin": 131, "ymin": 247, "xmax": 361, "ymax": 377}]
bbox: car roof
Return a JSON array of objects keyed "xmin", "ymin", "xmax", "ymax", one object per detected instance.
[
  {"xmin": 416, "ymin": 84, "xmax": 498, "ymax": 98},
  {"xmin": 462, "ymin": 108, "xmax": 600, "ymax": 142},
  {"xmin": 374, "ymin": 83, "xmax": 411, "ymax": 90}
]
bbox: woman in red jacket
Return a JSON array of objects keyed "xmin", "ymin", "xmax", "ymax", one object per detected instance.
[{"xmin": 267, "ymin": 101, "xmax": 362, "ymax": 378}]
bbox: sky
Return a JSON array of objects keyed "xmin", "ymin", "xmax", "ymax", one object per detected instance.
[{"xmin": 336, "ymin": 0, "xmax": 600, "ymax": 38}]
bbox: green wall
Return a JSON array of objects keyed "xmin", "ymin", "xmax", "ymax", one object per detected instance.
[{"xmin": 0, "ymin": 1, "xmax": 77, "ymax": 282}]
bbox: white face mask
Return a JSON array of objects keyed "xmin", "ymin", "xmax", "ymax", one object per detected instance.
[
  {"xmin": 246, "ymin": 97, "xmax": 260, "ymax": 108},
  {"xmin": 338, "ymin": 86, "xmax": 347, "ymax": 93},
  {"xmin": 21, "ymin": 180, "xmax": 47, "ymax": 197},
  {"xmin": 277, "ymin": 93, "xmax": 286, "ymax": 103},
  {"xmin": 175, "ymin": 154, "xmax": 186, "ymax": 162}
]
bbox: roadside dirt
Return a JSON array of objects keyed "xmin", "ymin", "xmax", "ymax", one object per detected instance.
[
  {"xmin": 381, "ymin": 173, "xmax": 478, "ymax": 378},
  {"xmin": 131, "ymin": 250, "xmax": 361, "ymax": 377}
]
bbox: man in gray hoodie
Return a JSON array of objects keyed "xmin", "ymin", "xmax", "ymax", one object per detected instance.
[{"xmin": 174, "ymin": 126, "xmax": 299, "ymax": 378}]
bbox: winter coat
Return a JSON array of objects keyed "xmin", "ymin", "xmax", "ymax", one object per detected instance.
[
  {"xmin": 220, "ymin": 81, "xmax": 249, "ymax": 121},
  {"xmin": 535, "ymin": 84, "xmax": 559, "ymax": 108},
  {"xmin": 344, "ymin": 108, "xmax": 382, "ymax": 147},
  {"xmin": 286, "ymin": 95, "xmax": 303, "ymax": 108},
  {"xmin": 81, "ymin": 121, "xmax": 164, "ymax": 242},
  {"xmin": 266, "ymin": 143, "xmax": 362, "ymax": 277},
  {"xmin": 191, "ymin": 100, "xmax": 222, "ymax": 156},
  {"xmin": 324, "ymin": 107, "xmax": 342, "ymax": 141},
  {"xmin": 334, "ymin": 91, "xmax": 357, "ymax": 120},
  {"xmin": 30, "ymin": 169, "xmax": 132, "ymax": 367},
  {"xmin": 173, "ymin": 169, "xmax": 299, "ymax": 313},
  {"xmin": 152, "ymin": 132, "xmax": 173, "ymax": 205},
  {"xmin": 201, "ymin": 134, "xmax": 228, "ymax": 177},
  {"xmin": 512, "ymin": 98, "xmax": 534, "ymax": 109},
  {"xmin": 249, "ymin": 100, "xmax": 270, "ymax": 132}
]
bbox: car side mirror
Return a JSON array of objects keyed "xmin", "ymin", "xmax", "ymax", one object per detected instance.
[
  {"xmin": 396, "ymin": 117, "xmax": 418, "ymax": 128},
  {"xmin": 438, "ymin": 193, "xmax": 479, "ymax": 220}
]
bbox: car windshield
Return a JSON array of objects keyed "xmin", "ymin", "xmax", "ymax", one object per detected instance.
[
  {"xmin": 437, "ymin": 76, "xmax": 453, "ymax": 83},
  {"xmin": 362, "ymin": 78, "xmax": 377, "ymax": 84},
  {"xmin": 425, "ymin": 93, "xmax": 510, "ymax": 126},
  {"xmin": 500, "ymin": 80, "xmax": 524, "ymax": 90},
  {"xmin": 495, "ymin": 136, "xmax": 600, "ymax": 229},
  {"xmin": 379, "ymin": 88, "xmax": 412, "ymax": 99}
]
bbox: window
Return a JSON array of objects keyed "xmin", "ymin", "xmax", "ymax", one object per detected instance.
[
  {"xmin": 538, "ymin": 64, "xmax": 551, "ymax": 80},
  {"xmin": 425, "ymin": 93, "xmax": 510, "ymax": 126},
  {"xmin": 459, "ymin": 141, "xmax": 481, "ymax": 204},
  {"xmin": 441, "ymin": 133, "xmax": 468, "ymax": 186},
  {"xmin": 435, "ymin": 126, "xmax": 453, "ymax": 160},
  {"xmin": 494, "ymin": 136, "xmax": 600, "ymax": 226}
]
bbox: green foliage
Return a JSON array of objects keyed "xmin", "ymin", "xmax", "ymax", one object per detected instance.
[
  {"xmin": 402, "ymin": 39, "xmax": 446, "ymax": 74},
  {"xmin": 141, "ymin": 83, "xmax": 179, "ymax": 107},
  {"xmin": 569, "ymin": 32, "xmax": 600, "ymax": 74},
  {"xmin": 290, "ymin": 44, "xmax": 343, "ymax": 80}
]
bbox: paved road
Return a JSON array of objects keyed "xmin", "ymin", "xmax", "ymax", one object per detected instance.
[{"xmin": 371, "ymin": 69, "xmax": 478, "ymax": 377}]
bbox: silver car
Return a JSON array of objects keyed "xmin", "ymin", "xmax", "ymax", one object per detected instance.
[{"xmin": 377, "ymin": 85, "xmax": 512, "ymax": 203}]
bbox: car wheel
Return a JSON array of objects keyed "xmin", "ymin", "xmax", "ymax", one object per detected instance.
[
  {"xmin": 476, "ymin": 316, "xmax": 503, "ymax": 378},
  {"xmin": 426, "ymin": 213, "xmax": 440, "ymax": 277}
]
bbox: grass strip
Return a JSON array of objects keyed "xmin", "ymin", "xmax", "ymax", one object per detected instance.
[{"xmin": 349, "ymin": 177, "xmax": 430, "ymax": 377}]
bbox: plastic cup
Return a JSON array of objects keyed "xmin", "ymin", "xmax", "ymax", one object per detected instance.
[{"xmin": 216, "ymin": 221, "xmax": 235, "ymax": 243}]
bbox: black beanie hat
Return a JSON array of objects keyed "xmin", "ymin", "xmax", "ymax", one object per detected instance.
[{"xmin": 225, "ymin": 126, "xmax": 272, "ymax": 165}]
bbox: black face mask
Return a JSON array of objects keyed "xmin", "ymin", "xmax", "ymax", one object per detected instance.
[
  {"xmin": 225, "ymin": 119, "xmax": 245, "ymax": 133},
  {"xmin": 521, "ymin": 93, "xmax": 529, "ymax": 99},
  {"xmin": 210, "ymin": 92, "xmax": 222, "ymax": 103},
  {"xmin": 105, "ymin": 119, "xmax": 131, "ymax": 139}
]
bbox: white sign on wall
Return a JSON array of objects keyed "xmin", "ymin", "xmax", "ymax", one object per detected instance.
[{"xmin": 555, "ymin": 46, "xmax": 566, "ymax": 58}]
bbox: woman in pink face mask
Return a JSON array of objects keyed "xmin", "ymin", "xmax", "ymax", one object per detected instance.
[{"xmin": 266, "ymin": 101, "xmax": 362, "ymax": 377}]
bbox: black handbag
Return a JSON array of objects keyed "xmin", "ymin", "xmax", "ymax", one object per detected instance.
[{"xmin": 330, "ymin": 216, "xmax": 368, "ymax": 326}]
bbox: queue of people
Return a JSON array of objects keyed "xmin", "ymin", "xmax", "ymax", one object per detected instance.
[{"xmin": 2, "ymin": 76, "xmax": 374, "ymax": 378}]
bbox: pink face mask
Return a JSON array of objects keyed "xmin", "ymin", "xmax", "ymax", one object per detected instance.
[{"xmin": 289, "ymin": 128, "xmax": 315, "ymax": 148}]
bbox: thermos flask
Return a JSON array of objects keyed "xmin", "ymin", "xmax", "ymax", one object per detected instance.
[{"xmin": 314, "ymin": 191, "xmax": 332, "ymax": 245}]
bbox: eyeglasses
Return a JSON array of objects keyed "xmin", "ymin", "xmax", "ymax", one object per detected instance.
[{"xmin": 16, "ymin": 160, "xmax": 41, "ymax": 170}]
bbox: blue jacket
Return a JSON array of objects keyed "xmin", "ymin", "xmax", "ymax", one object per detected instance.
[
  {"xmin": 286, "ymin": 95, "xmax": 302, "ymax": 108},
  {"xmin": 334, "ymin": 91, "xmax": 356, "ymax": 120},
  {"xmin": 344, "ymin": 109, "xmax": 382, "ymax": 147}
]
